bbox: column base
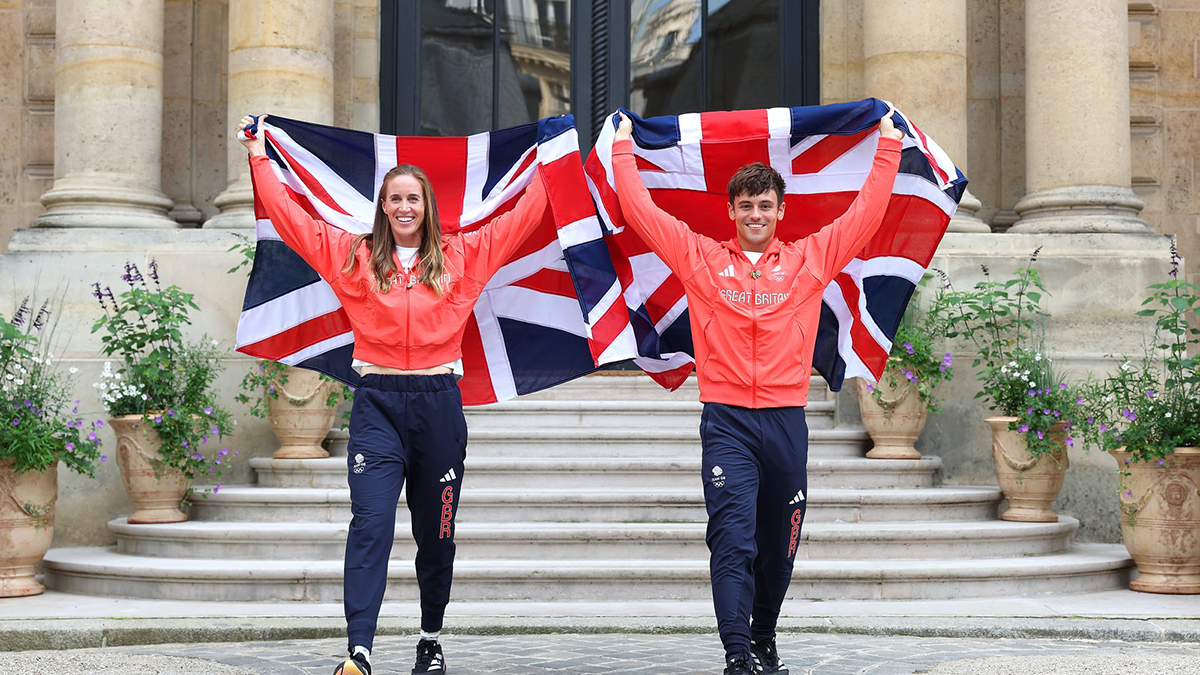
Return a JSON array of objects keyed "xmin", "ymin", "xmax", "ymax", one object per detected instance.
[
  {"xmin": 1010, "ymin": 185, "xmax": 1150, "ymax": 233},
  {"xmin": 947, "ymin": 189, "xmax": 991, "ymax": 233},
  {"xmin": 204, "ymin": 182, "xmax": 255, "ymax": 229},
  {"xmin": 33, "ymin": 175, "xmax": 177, "ymax": 229}
]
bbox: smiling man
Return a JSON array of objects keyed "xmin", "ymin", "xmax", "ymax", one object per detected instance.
[{"xmin": 612, "ymin": 109, "xmax": 904, "ymax": 675}]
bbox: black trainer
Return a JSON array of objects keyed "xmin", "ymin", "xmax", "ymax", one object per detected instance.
[
  {"xmin": 412, "ymin": 637, "xmax": 447, "ymax": 674},
  {"xmin": 724, "ymin": 655, "xmax": 754, "ymax": 675},
  {"xmin": 332, "ymin": 650, "xmax": 371, "ymax": 675},
  {"xmin": 751, "ymin": 636, "xmax": 789, "ymax": 674}
]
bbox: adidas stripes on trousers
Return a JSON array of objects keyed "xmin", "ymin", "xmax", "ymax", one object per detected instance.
[
  {"xmin": 699, "ymin": 403, "xmax": 809, "ymax": 661},
  {"xmin": 344, "ymin": 374, "xmax": 466, "ymax": 651}
]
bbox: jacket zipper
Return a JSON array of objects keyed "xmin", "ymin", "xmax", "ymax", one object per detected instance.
[
  {"xmin": 750, "ymin": 260, "xmax": 758, "ymax": 409},
  {"xmin": 404, "ymin": 271, "xmax": 414, "ymax": 369}
]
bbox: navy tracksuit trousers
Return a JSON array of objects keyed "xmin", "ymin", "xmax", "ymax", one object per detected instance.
[
  {"xmin": 343, "ymin": 374, "xmax": 466, "ymax": 651},
  {"xmin": 700, "ymin": 403, "xmax": 809, "ymax": 661}
]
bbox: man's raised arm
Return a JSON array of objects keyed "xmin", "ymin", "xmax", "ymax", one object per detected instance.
[{"xmin": 612, "ymin": 113, "xmax": 707, "ymax": 281}]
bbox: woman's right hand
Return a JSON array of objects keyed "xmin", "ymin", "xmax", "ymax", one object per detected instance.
[{"xmin": 237, "ymin": 114, "xmax": 268, "ymax": 157}]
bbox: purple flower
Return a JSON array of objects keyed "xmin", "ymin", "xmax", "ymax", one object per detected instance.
[
  {"xmin": 938, "ymin": 363, "xmax": 947, "ymax": 372},
  {"xmin": 154, "ymin": 415, "xmax": 162, "ymax": 424},
  {"xmin": 1065, "ymin": 437, "xmax": 1074, "ymax": 447},
  {"xmin": 1043, "ymin": 409, "xmax": 1051, "ymax": 415},
  {"xmin": 348, "ymin": 386, "xmax": 356, "ymax": 392},
  {"xmin": 1145, "ymin": 390, "xmax": 1156, "ymax": 398},
  {"xmin": 1157, "ymin": 458, "xmax": 1165, "ymax": 466},
  {"xmin": 100, "ymin": 455, "xmax": 107, "ymax": 463},
  {"xmin": 1059, "ymin": 383, "xmax": 1067, "ymax": 390},
  {"xmin": 1027, "ymin": 408, "xmax": 1034, "ymax": 415},
  {"xmin": 1028, "ymin": 389, "xmax": 1036, "ymax": 396},
  {"xmin": 1099, "ymin": 424, "xmax": 1108, "ymax": 432},
  {"xmin": 65, "ymin": 442, "xmax": 74, "ymax": 451},
  {"xmin": 204, "ymin": 406, "xmax": 213, "ymax": 415},
  {"xmin": 903, "ymin": 342, "xmax": 914, "ymax": 356},
  {"xmin": 218, "ymin": 448, "xmax": 229, "ymax": 457},
  {"xmin": 268, "ymin": 385, "xmax": 276, "ymax": 393},
  {"xmin": 1124, "ymin": 490, "xmax": 1133, "ymax": 498},
  {"xmin": 866, "ymin": 383, "xmax": 875, "ymax": 393},
  {"xmin": 11, "ymin": 418, "xmax": 18, "ymax": 426},
  {"xmin": 182, "ymin": 440, "xmax": 189, "ymax": 448},
  {"xmin": 1076, "ymin": 397, "xmax": 1084, "ymax": 404},
  {"xmin": 22, "ymin": 399, "xmax": 31, "ymax": 407},
  {"xmin": 95, "ymin": 419, "xmax": 104, "ymax": 428},
  {"xmin": 1053, "ymin": 410, "xmax": 1061, "ymax": 418},
  {"xmin": 1086, "ymin": 417, "xmax": 1094, "ymax": 424},
  {"xmin": 213, "ymin": 482, "xmax": 221, "ymax": 493},
  {"xmin": 1036, "ymin": 430, "xmax": 1044, "ymax": 440},
  {"xmin": 167, "ymin": 409, "xmax": 176, "ymax": 417},
  {"xmin": 1019, "ymin": 424, "xmax": 1030, "ymax": 433}
]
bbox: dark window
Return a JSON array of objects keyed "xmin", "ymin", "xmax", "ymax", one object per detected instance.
[{"xmin": 381, "ymin": 0, "xmax": 817, "ymax": 141}]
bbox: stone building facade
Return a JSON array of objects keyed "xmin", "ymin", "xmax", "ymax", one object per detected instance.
[{"xmin": 0, "ymin": 0, "xmax": 1196, "ymax": 547}]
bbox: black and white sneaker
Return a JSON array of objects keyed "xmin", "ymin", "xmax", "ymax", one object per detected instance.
[
  {"xmin": 750, "ymin": 636, "xmax": 789, "ymax": 674},
  {"xmin": 333, "ymin": 650, "xmax": 371, "ymax": 675},
  {"xmin": 724, "ymin": 655, "xmax": 754, "ymax": 675},
  {"xmin": 412, "ymin": 637, "xmax": 447, "ymax": 673}
]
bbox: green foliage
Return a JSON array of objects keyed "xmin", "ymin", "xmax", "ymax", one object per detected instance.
[
  {"xmin": 1077, "ymin": 245, "xmax": 1200, "ymax": 464},
  {"xmin": 942, "ymin": 248, "xmax": 1081, "ymax": 457},
  {"xmin": 867, "ymin": 274, "xmax": 955, "ymax": 415},
  {"xmin": 90, "ymin": 262, "xmax": 235, "ymax": 485},
  {"xmin": 0, "ymin": 292, "xmax": 103, "ymax": 476}
]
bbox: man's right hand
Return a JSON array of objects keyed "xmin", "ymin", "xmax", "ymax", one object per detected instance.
[
  {"xmin": 238, "ymin": 114, "xmax": 268, "ymax": 157},
  {"xmin": 615, "ymin": 112, "xmax": 633, "ymax": 143}
]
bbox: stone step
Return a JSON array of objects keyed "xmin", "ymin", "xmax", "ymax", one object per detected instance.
[
  {"xmin": 447, "ymin": 427, "xmax": 868, "ymax": 458},
  {"xmin": 249, "ymin": 456, "xmax": 936, "ymax": 490},
  {"xmin": 520, "ymin": 373, "xmax": 831, "ymax": 403},
  {"xmin": 463, "ymin": 399, "xmax": 836, "ymax": 430},
  {"xmin": 42, "ymin": 544, "xmax": 1134, "ymax": 602},
  {"xmin": 109, "ymin": 517, "xmax": 1078, "ymax": 561},
  {"xmin": 190, "ymin": 485, "xmax": 998, "ymax": 524}
]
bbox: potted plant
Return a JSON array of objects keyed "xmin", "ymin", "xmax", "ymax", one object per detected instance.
[
  {"xmin": 1, "ymin": 295, "xmax": 103, "ymax": 597},
  {"xmin": 92, "ymin": 261, "xmax": 234, "ymax": 523},
  {"xmin": 945, "ymin": 248, "xmax": 1081, "ymax": 522},
  {"xmin": 859, "ymin": 274, "xmax": 955, "ymax": 459},
  {"xmin": 1078, "ymin": 245, "xmax": 1200, "ymax": 594},
  {"xmin": 229, "ymin": 235, "xmax": 352, "ymax": 459}
]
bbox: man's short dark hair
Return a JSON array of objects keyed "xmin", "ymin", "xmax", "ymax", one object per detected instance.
[{"xmin": 727, "ymin": 163, "xmax": 786, "ymax": 204}]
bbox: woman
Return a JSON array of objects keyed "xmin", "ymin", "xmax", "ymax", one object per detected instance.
[{"xmin": 238, "ymin": 115, "xmax": 548, "ymax": 675}]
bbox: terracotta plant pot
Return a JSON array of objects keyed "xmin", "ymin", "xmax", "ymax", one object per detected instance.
[
  {"xmin": 857, "ymin": 376, "xmax": 927, "ymax": 459},
  {"xmin": 110, "ymin": 415, "xmax": 189, "ymax": 524},
  {"xmin": 985, "ymin": 416, "xmax": 1069, "ymax": 522},
  {"xmin": 267, "ymin": 367, "xmax": 336, "ymax": 459},
  {"xmin": 0, "ymin": 460, "xmax": 57, "ymax": 597},
  {"xmin": 1111, "ymin": 447, "xmax": 1200, "ymax": 594}
]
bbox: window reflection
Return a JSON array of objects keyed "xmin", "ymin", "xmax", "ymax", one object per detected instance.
[
  {"xmin": 630, "ymin": 0, "xmax": 703, "ymax": 117},
  {"xmin": 708, "ymin": 0, "xmax": 779, "ymax": 111},
  {"xmin": 420, "ymin": 0, "xmax": 496, "ymax": 135},
  {"xmin": 500, "ymin": 0, "xmax": 572, "ymax": 121},
  {"xmin": 420, "ymin": 0, "xmax": 570, "ymax": 135}
]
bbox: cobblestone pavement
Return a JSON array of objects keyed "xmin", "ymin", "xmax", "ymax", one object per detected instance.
[{"xmin": 8, "ymin": 632, "xmax": 1200, "ymax": 674}]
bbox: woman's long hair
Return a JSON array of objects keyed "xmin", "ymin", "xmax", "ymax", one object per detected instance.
[{"xmin": 342, "ymin": 164, "xmax": 446, "ymax": 295}]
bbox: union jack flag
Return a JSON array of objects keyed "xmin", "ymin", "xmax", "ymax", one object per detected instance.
[
  {"xmin": 571, "ymin": 98, "xmax": 967, "ymax": 391},
  {"xmin": 234, "ymin": 115, "xmax": 602, "ymax": 405}
]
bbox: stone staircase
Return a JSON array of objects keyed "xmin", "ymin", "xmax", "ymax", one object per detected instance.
[{"xmin": 43, "ymin": 373, "xmax": 1134, "ymax": 603}]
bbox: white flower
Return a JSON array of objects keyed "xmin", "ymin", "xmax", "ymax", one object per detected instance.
[
  {"xmin": 1001, "ymin": 367, "xmax": 1008, "ymax": 374},
  {"xmin": 211, "ymin": 339, "xmax": 219, "ymax": 347},
  {"xmin": 1166, "ymin": 412, "xmax": 1173, "ymax": 418},
  {"xmin": 14, "ymin": 379, "xmax": 22, "ymax": 385},
  {"xmin": 1008, "ymin": 361, "xmax": 1017, "ymax": 367},
  {"xmin": 32, "ymin": 356, "xmax": 41, "ymax": 364},
  {"xmin": 1028, "ymin": 381, "xmax": 1037, "ymax": 388},
  {"xmin": 4, "ymin": 374, "xmax": 11, "ymax": 381},
  {"xmin": 69, "ymin": 367, "xmax": 78, "ymax": 374},
  {"xmin": 1034, "ymin": 353, "xmax": 1043, "ymax": 362}
]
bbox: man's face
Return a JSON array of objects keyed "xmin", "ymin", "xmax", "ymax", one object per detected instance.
[{"xmin": 728, "ymin": 191, "xmax": 785, "ymax": 253}]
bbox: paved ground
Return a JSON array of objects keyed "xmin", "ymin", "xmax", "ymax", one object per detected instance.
[{"xmin": 6, "ymin": 632, "xmax": 1200, "ymax": 674}]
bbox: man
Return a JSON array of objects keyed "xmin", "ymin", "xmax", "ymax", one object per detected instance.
[{"xmin": 612, "ymin": 108, "xmax": 904, "ymax": 675}]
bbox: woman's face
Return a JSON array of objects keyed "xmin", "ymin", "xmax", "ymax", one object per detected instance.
[{"xmin": 382, "ymin": 174, "xmax": 426, "ymax": 247}]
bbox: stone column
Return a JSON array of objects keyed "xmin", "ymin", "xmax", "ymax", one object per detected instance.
[
  {"xmin": 205, "ymin": 0, "xmax": 335, "ymax": 229},
  {"xmin": 33, "ymin": 0, "xmax": 176, "ymax": 229},
  {"xmin": 1010, "ymin": 0, "xmax": 1148, "ymax": 233},
  {"xmin": 863, "ymin": 0, "xmax": 988, "ymax": 232}
]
